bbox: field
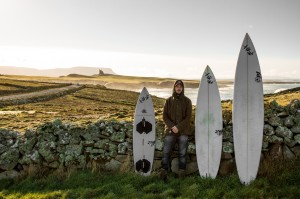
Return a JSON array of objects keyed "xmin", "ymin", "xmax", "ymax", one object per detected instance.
[
  {"xmin": 1, "ymin": 76, "xmax": 300, "ymax": 132},
  {"xmin": 1, "ymin": 75, "xmax": 300, "ymax": 198}
]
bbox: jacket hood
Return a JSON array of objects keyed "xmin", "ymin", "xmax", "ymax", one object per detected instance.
[{"xmin": 173, "ymin": 80, "xmax": 184, "ymax": 98}]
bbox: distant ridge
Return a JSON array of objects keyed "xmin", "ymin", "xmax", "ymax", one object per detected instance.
[{"xmin": 0, "ymin": 66, "xmax": 116, "ymax": 77}]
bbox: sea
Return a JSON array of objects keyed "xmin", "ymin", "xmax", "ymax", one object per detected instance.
[{"xmin": 136, "ymin": 83, "xmax": 300, "ymax": 105}]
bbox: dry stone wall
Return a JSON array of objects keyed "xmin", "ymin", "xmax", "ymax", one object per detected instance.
[{"xmin": 1, "ymin": 99, "xmax": 300, "ymax": 179}]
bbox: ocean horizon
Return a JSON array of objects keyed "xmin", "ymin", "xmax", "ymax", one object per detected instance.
[{"xmin": 138, "ymin": 83, "xmax": 300, "ymax": 105}]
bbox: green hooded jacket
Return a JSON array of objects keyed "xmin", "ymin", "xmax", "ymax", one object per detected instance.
[{"xmin": 163, "ymin": 80, "xmax": 192, "ymax": 136}]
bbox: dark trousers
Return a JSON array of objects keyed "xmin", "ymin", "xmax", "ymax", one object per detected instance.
[{"xmin": 162, "ymin": 134, "xmax": 188, "ymax": 170}]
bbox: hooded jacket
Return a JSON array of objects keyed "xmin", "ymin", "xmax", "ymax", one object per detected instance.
[{"xmin": 163, "ymin": 80, "xmax": 192, "ymax": 135}]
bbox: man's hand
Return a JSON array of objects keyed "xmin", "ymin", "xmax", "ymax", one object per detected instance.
[{"xmin": 171, "ymin": 126, "xmax": 179, "ymax": 134}]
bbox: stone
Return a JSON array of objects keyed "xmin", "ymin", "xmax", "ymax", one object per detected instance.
[
  {"xmin": 155, "ymin": 138, "xmax": 164, "ymax": 151},
  {"xmin": 124, "ymin": 123, "xmax": 133, "ymax": 138},
  {"xmin": 104, "ymin": 126, "xmax": 115, "ymax": 136},
  {"xmin": 108, "ymin": 143, "xmax": 118, "ymax": 157},
  {"xmin": 221, "ymin": 152, "xmax": 232, "ymax": 160},
  {"xmin": 52, "ymin": 118, "xmax": 63, "ymax": 126},
  {"xmin": 291, "ymin": 146, "xmax": 300, "ymax": 157},
  {"xmin": 294, "ymin": 134, "xmax": 300, "ymax": 144},
  {"xmin": 264, "ymin": 135, "xmax": 283, "ymax": 143},
  {"xmin": 291, "ymin": 125, "xmax": 300, "ymax": 134},
  {"xmin": 294, "ymin": 115, "xmax": 300, "ymax": 125},
  {"xmin": 268, "ymin": 143, "xmax": 283, "ymax": 160},
  {"xmin": 0, "ymin": 143, "xmax": 8, "ymax": 154},
  {"xmin": 262, "ymin": 141, "xmax": 269, "ymax": 149},
  {"xmin": 65, "ymin": 144, "xmax": 83, "ymax": 157},
  {"xmin": 24, "ymin": 129, "xmax": 36, "ymax": 139},
  {"xmin": 284, "ymin": 137, "xmax": 297, "ymax": 148},
  {"xmin": 187, "ymin": 142, "xmax": 196, "ymax": 154},
  {"xmin": 98, "ymin": 122, "xmax": 106, "ymax": 130},
  {"xmin": 58, "ymin": 131, "xmax": 70, "ymax": 145},
  {"xmin": 277, "ymin": 112, "xmax": 289, "ymax": 117},
  {"xmin": 38, "ymin": 141, "xmax": 57, "ymax": 163},
  {"xmin": 110, "ymin": 131, "xmax": 125, "ymax": 143},
  {"xmin": 113, "ymin": 124, "xmax": 121, "ymax": 131},
  {"xmin": 282, "ymin": 145, "xmax": 295, "ymax": 160},
  {"xmin": 284, "ymin": 116, "xmax": 294, "ymax": 128},
  {"xmin": 19, "ymin": 137, "xmax": 38, "ymax": 155},
  {"xmin": 82, "ymin": 140, "xmax": 94, "ymax": 147},
  {"xmin": 77, "ymin": 155, "xmax": 86, "ymax": 168},
  {"xmin": 117, "ymin": 142, "xmax": 128, "ymax": 154},
  {"xmin": 81, "ymin": 132, "xmax": 92, "ymax": 141},
  {"xmin": 69, "ymin": 126, "xmax": 86, "ymax": 144},
  {"xmin": 223, "ymin": 126, "xmax": 233, "ymax": 141},
  {"xmin": 275, "ymin": 126, "xmax": 293, "ymax": 139},
  {"xmin": 218, "ymin": 159, "xmax": 235, "ymax": 176},
  {"xmin": 222, "ymin": 142, "xmax": 234, "ymax": 153},
  {"xmin": 0, "ymin": 148, "xmax": 20, "ymax": 170},
  {"xmin": 268, "ymin": 116, "xmax": 283, "ymax": 127},
  {"xmin": 30, "ymin": 150, "xmax": 42, "ymax": 164},
  {"xmin": 87, "ymin": 124, "xmax": 101, "ymax": 141},
  {"xmin": 104, "ymin": 159, "xmax": 122, "ymax": 171},
  {"xmin": 0, "ymin": 170, "xmax": 20, "ymax": 180},
  {"xmin": 94, "ymin": 139, "xmax": 110, "ymax": 149},
  {"xmin": 91, "ymin": 148, "xmax": 105, "ymax": 154},
  {"xmin": 263, "ymin": 124, "xmax": 275, "ymax": 136}
]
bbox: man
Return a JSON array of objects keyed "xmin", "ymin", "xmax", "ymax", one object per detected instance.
[{"xmin": 160, "ymin": 80, "xmax": 192, "ymax": 179}]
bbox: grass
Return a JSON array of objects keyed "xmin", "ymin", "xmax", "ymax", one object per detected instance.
[
  {"xmin": 0, "ymin": 159, "xmax": 299, "ymax": 198},
  {"xmin": 0, "ymin": 84, "xmax": 165, "ymax": 132},
  {"xmin": 1, "ymin": 78, "xmax": 299, "ymax": 133}
]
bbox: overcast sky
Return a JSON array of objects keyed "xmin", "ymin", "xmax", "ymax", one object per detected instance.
[{"xmin": 0, "ymin": 0, "xmax": 299, "ymax": 79}]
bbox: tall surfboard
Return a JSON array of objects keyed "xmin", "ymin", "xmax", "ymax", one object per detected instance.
[
  {"xmin": 233, "ymin": 33, "xmax": 264, "ymax": 185},
  {"xmin": 133, "ymin": 87, "xmax": 156, "ymax": 176},
  {"xmin": 195, "ymin": 65, "xmax": 223, "ymax": 178}
]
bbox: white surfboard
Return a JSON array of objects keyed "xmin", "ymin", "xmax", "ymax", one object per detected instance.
[
  {"xmin": 133, "ymin": 87, "xmax": 156, "ymax": 176},
  {"xmin": 233, "ymin": 33, "xmax": 264, "ymax": 185},
  {"xmin": 195, "ymin": 65, "xmax": 223, "ymax": 178}
]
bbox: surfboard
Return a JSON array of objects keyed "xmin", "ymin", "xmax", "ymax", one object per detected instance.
[
  {"xmin": 133, "ymin": 87, "xmax": 156, "ymax": 176},
  {"xmin": 233, "ymin": 33, "xmax": 264, "ymax": 185},
  {"xmin": 195, "ymin": 65, "xmax": 223, "ymax": 178}
]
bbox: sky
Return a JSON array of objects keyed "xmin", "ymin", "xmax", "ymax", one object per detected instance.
[{"xmin": 0, "ymin": 0, "xmax": 299, "ymax": 79}]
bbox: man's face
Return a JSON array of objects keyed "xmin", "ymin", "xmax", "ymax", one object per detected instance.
[{"xmin": 175, "ymin": 84, "xmax": 183, "ymax": 94}]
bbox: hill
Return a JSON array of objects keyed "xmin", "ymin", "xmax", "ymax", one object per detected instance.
[{"xmin": 0, "ymin": 66, "xmax": 115, "ymax": 77}]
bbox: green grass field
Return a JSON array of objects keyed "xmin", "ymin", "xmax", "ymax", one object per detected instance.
[{"xmin": 0, "ymin": 159, "xmax": 299, "ymax": 198}]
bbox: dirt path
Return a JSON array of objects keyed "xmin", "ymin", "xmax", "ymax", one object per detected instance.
[{"xmin": 0, "ymin": 84, "xmax": 81, "ymax": 101}]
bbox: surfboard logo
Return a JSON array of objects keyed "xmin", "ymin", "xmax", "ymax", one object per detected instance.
[
  {"xmin": 255, "ymin": 71, "xmax": 262, "ymax": 82},
  {"xmin": 243, "ymin": 45, "xmax": 254, "ymax": 55},
  {"xmin": 139, "ymin": 94, "xmax": 149, "ymax": 103},
  {"xmin": 205, "ymin": 72, "xmax": 214, "ymax": 84},
  {"xmin": 142, "ymin": 109, "xmax": 147, "ymax": 113}
]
